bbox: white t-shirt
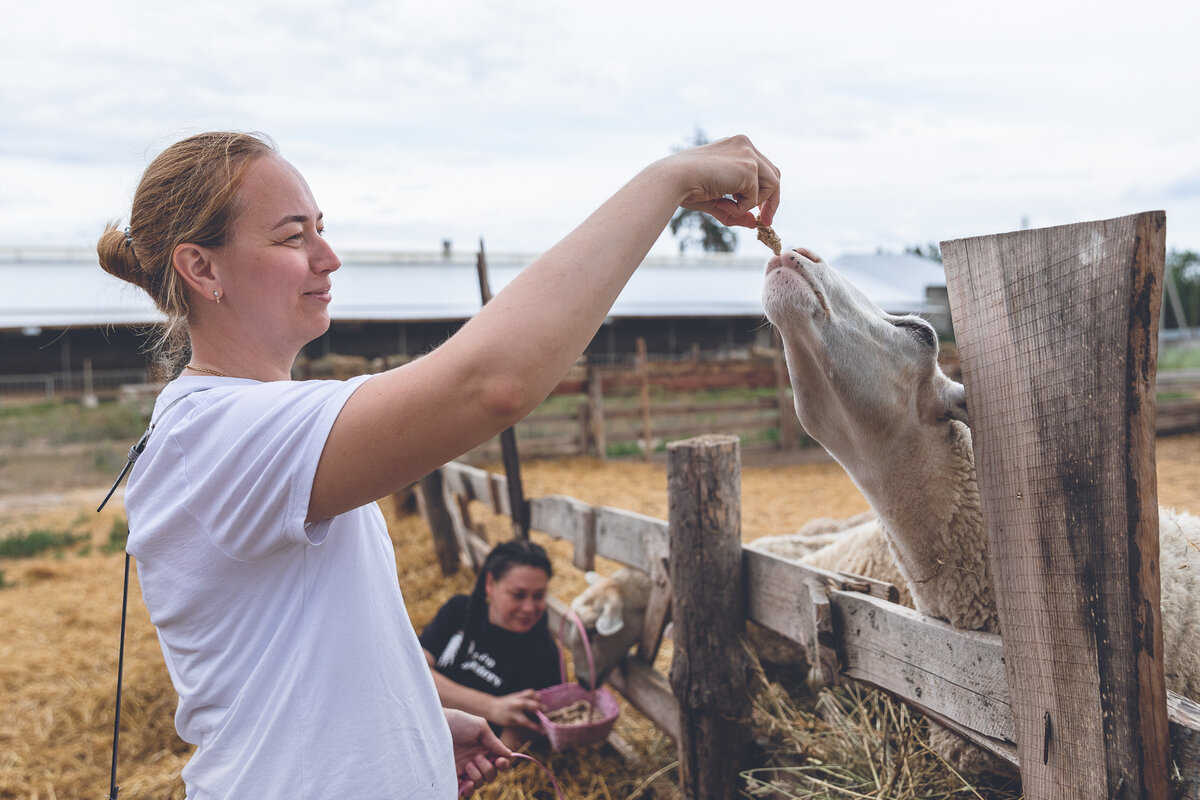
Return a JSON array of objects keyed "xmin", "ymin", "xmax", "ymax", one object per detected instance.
[{"xmin": 125, "ymin": 375, "xmax": 456, "ymax": 800}]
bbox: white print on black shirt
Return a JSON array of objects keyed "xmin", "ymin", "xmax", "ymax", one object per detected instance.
[
  {"xmin": 458, "ymin": 645, "xmax": 502, "ymax": 688},
  {"xmin": 436, "ymin": 632, "xmax": 463, "ymax": 668}
]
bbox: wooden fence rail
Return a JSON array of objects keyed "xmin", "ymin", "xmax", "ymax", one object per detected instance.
[
  {"xmin": 459, "ymin": 357, "xmax": 1200, "ymax": 463},
  {"xmin": 420, "ymin": 454, "xmax": 1200, "ymax": 800}
]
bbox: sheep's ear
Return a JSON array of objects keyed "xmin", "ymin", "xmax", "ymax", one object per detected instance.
[
  {"xmin": 585, "ymin": 571, "xmax": 602, "ymax": 586},
  {"xmin": 596, "ymin": 597, "xmax": 625, "ymax": 637},
  {"xmin": 924, "ymin": 378, "xmax": 969, "ymax": 425},
  {"xmin": 943, "ymin": 380, "xmax": 969, "ymax": 425}
]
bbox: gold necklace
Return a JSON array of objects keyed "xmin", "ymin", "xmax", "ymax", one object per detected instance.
[{"xmin": 184, "ymin": 364, "xmax": 230, "ymax": 378}]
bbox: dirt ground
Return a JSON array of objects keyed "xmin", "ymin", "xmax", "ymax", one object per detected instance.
[{"xmin": 0, "ymin": 433, "xmax": 1197, "ymax": 799}]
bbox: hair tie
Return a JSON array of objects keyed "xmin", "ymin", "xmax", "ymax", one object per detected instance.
[{"xmin": 123, "ymin": 227, "xmax": 134, "ymax": 249}]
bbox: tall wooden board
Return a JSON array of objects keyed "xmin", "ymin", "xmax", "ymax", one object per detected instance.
[{"xmin": 941, "ymin": 212, "xmax": 1168, "ymax": 798}]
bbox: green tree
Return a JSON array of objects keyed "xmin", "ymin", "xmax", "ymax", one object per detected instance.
[
  {"xmin": 668, "ymin": 129, "xmax": 738, "ymax": 253},
  {"xmin": 1165, "ymin": 249, "xmax": 1200, "ymax": 330},
  {"xmin": 904, "ymin": 243, "xmax": 943, "ymax": 263}
]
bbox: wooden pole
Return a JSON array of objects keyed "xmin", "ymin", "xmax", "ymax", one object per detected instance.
[
  {"xmin": 417, "ymin": 470, "xmax": 460, "ymax": 576},
  {"xmin": 587, "ymin": 366, "xmax": 607, "ymax": 460},
  {"xmin": 667, "ymin": 434, "xmax": 752, "ymax": 799},
  {"xmin": 637, "ymin": 336, "xmax": 652, "ymax": 461},
  {"xmin": 475, "ymin": 240, "xmax": 529, "ymax": 539},
  {"xmin": 942, "ymin": 211, "xmax": 1169, "ymax": 799}
]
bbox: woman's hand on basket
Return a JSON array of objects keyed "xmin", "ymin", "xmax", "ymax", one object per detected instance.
[
  {"xmin": 445, "ymin": 708, "xmax": 511, "ymax": 798},
  {"xmin": 489, "ymin": 689, "xmax": 546, "ymax": 733}
]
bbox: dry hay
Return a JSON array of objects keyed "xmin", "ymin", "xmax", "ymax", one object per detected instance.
[
  {"xmin": 744, "ymin": 650, "xmax": 1022, "ymax": 800},
  {"xmin": 2, "ymin": 433, "xmax": 1197, "ymax": 799}
]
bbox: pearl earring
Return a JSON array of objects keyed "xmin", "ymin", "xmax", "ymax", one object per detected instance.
[{"xmin": 213, "ymin": 290, "xmax": 221, "ymax": 304}]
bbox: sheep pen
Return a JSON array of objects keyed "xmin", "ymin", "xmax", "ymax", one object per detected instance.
[{"xmin": 1, "ymin": 436, "xmax": 1198, "ymax": 799}]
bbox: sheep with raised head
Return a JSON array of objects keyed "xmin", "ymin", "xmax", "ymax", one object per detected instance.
[
  {"xmin": 759, "ymin": 246, "xmax": 1200, "ymax": 774},
  {"xmin": 562, "ymin": 567, "xmax": 653, "ymax": 688}
]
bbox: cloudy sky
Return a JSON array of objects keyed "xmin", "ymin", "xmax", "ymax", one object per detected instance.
[{"xmin": 3, "ymin": 0, "xmax": 1200, "ymax": 260}]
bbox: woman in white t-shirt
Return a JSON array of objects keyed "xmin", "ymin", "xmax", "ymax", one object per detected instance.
[{"xmin": 96, "ymin": 130, "xmax": 780, "ymax": 799}]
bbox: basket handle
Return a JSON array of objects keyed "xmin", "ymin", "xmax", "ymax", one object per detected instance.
[{"xmin": 557, "ymin": 609, "xmax": 599, "ymax": 696}]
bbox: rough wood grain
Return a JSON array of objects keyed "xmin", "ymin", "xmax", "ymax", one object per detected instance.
[
  {"xmin": 638, "ymin": 557, "xmax": 672, "ymax": 663},
  {"xmin": 942, "ymin": 211, "xmax": 1169, "ymax": 799},
  {"xmin": 667, "ymin": 435, "xmax": 752, "ymax": 800}
]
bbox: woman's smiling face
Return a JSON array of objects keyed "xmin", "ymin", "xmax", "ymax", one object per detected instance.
[
  {"xmin": 486, "ymin": 565, "xmax": 550, "ymax": 633},
  {"xmin": 214, "ymin": 155, "xmax": 341, "ymax": 354}
]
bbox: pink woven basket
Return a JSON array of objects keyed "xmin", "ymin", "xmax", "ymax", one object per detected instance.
[{"xmin": 535, "ymin": 610, "xmax": 620, "ymax": 751}]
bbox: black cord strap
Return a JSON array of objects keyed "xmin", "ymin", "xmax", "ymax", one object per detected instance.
[
  {"xmin": 100, "ymin": 391, "xmax": 201, "ymax": 799},
  {"xmin": 107, "ymin": 553, "xmax": 131, "ymax": 800}
]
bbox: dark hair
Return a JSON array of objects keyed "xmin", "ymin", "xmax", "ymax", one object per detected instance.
[
  {"xmin": 97, "ymin": 131, "xmax": 278, "ymax": 376},
  {"xmin": 452, "ymin": 539, "xmax": 552, "ymax": 668}
]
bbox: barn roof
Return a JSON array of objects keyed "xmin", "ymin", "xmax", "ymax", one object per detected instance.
[{"xmin": 1, "ymin": 246, "xmax": 947, "ymax": 330}]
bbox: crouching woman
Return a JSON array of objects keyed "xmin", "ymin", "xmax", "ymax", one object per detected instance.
[{"xmin": 421, "ymin": 540, "xmax": 560, "ymax": 748}]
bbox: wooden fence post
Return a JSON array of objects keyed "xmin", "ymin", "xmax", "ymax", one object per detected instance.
[
  {"xmin": 942, "ymin": 211, "xmax": 1169, "ymax": 799},
  {"xmin": 587, "ymin": 365, "xmax": 607, "ymax": 460},
  {"xmin": 417, "ymin": 470, "xmax": 460, "ymax": 576},
  {"xmin": 667, "ymin": 434, "xmax": 752, "ymax": 799},
  {"xmin": 637, "ymin": 336, "xmax": 652, "ymax": 461}
]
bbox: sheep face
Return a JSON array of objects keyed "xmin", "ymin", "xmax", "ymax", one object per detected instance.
[
  {"xmin": 565, "ymin": 568, "xmax": 652, "ymax": 688},
  {"xmin": 761, "ymin": 247, "xmax": 966, "ymax": 482}
]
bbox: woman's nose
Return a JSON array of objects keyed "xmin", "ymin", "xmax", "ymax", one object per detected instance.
[{"xmin": 311, "ymin": 237, "xmax": 341, "ymax": 273}]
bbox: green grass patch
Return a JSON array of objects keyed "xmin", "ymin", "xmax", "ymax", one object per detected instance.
[
  {"xmin": 101, "ymin": 518, "xmax": 130, "ymax": 555},
  {"xmin": 1160, "ymin": 343, "xmax": 1200, "ymax": 371},
  {"xmin": 0, "ymin": 528, "xmax": 88, "ymax": 558},
  {"xmin": 0, "ymin": 399, "xmax": 148, "ymax": 448},
  {"xmin": 604, "ymin": 441, "xmax": 646, "ymax": 459}
]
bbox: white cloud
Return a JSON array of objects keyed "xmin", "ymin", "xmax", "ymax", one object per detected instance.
[{"xmin": 3, "ymin": 0, "xmax": 1200, "ymax": 257}]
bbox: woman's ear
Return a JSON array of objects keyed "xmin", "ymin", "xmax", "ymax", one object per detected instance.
[
  {"xmin": 173, "ymin": 243, "xmax": 218, "ymax": 299},
  {"xmin": 484, "ymin": 572, "xmax": 495, "ymax": 601}
]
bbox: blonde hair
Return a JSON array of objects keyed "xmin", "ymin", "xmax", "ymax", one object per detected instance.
[{"xmin": 97, "ymin": 131, "xmax": 278, "ymax": 374}]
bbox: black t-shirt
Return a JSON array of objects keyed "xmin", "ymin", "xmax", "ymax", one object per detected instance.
[{"xmin": 419, "ymin": 594, "xmax": 562, "ymax": 699}]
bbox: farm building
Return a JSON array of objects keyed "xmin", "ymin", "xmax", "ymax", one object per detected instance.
[{"xmin": 0, "ymin": 245, "xmax": 950, "ymax": 394}]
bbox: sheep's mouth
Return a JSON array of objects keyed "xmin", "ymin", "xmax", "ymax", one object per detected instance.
[{"xmin": 764, "ymin": 251, "xmax": 831, "ymax": 319}]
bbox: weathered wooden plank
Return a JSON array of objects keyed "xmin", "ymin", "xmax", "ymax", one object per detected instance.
[
  {"xmin": 943, "ymin": 211, "xmax": 1169, "ymax": 799},
  {"xmin": 608, "ymin": 655, "xmax": 681, "ymax": 743},
  {"xmin": 667, "ymin": 434, "xmax": 752, "ymax": 800},
  {"xmin": 444, "ymin": 485, "xmax": 480, "ymax": 571},
  {"xmin": 743, "ymin": 548, "xmax": 843, "ymax": 685},
  {"xmin": 594, "ymin": 507, "xmax": 669, "ymax": 574},
  {"xmin": 487, "ymin": 472, "xmax": 511, "ymax": 517},
  {"xmin": 529, "ymin": 494, "xmax": 596, "ymax": 571},
  {"xmin": 637, "ymin": 557, "xmax": 672, "ymax": 663},
  {"xmin": 833, "ymin": 590, "xmax": 1014, "ymax": 743}
]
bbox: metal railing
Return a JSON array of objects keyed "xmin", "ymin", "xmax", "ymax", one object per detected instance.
[{"xmin": 0, "ymin": 369, "xmax": 151, "ymax": 400}]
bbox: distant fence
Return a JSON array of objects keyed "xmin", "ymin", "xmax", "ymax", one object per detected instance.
[
  {"xmin": 461, "ymin": 355, "xmax": 1200, "ymax": 462},
  {"xmin": 0, "ymin": 366, "xmax": 150, "ymax": 401},
  {"xmin": 1, "ymin": 358, "xmax": 1197, "ymax": 451}
]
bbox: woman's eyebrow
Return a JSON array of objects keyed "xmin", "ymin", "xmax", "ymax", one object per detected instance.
[{"xmin": 271, "ymin": 212, "xmax": 324, "ymax": 230}]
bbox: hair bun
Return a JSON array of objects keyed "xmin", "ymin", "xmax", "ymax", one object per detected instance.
[{"xmin": 97, "ymin": 222, "xmax": 145, "ymax": 289}]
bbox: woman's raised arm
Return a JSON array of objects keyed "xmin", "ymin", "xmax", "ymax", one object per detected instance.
[{"xmin": 308, "ymin": 135, "xmax": 780, "ymax": 521}]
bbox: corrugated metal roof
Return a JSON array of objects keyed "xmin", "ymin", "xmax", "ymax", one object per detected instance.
[{"xmin": 1, "ymin": 247, "xmax": 945, "ymax": 330}]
